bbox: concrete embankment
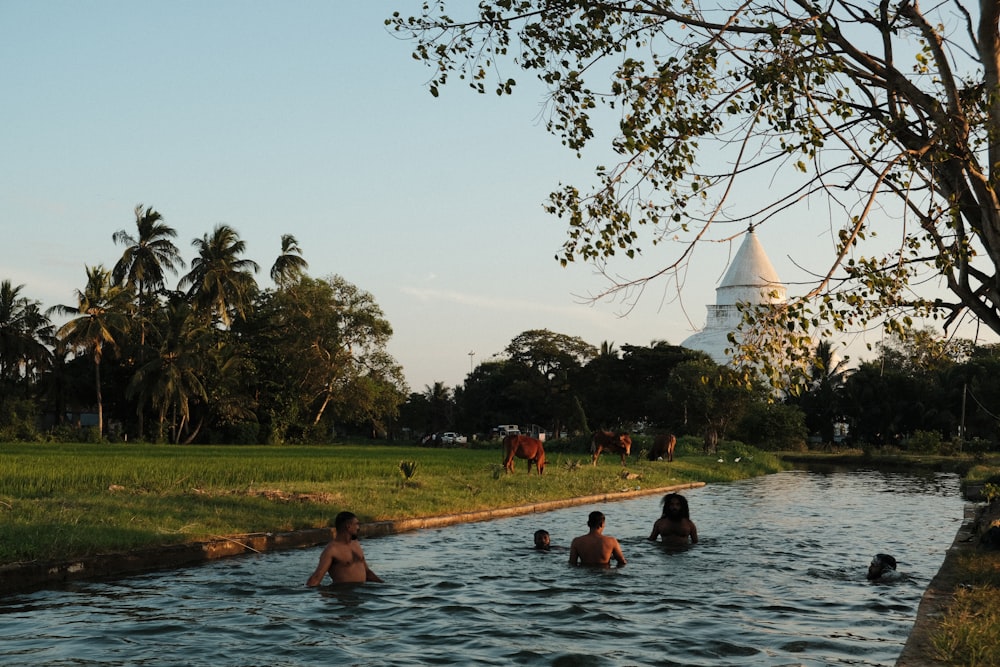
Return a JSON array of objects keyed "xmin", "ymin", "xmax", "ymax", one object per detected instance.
[
  {"xmin": 0, "ymin": 482, "xmax": 704, "ymax": 596},
  {"xmin": 896, "ymin": 500, "xmax": 993, "ymax": 666}
]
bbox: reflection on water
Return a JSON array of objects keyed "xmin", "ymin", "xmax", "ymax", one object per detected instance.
[{"xmin": 0, "ymin": 470, "xmax": 964, "ymax": 666}]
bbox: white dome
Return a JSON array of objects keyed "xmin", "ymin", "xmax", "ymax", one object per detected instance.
[
  {"xmin": 681, "ymin": 229, "xmax": 785, "ymax": 363},
  {"xmin": 716, "ymin": 229, "xmax": 786, "ymax": 306}
]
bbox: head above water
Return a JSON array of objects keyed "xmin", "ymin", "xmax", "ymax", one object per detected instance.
[
  {"xmin": 661, "ymin": 492, "xmax": 690, "ymax": 520},
  {"xmin": 867, "ymin": 553, "xmax": 897, "ymax": 580},
  {"xmin": 587, "ymin": 511, "xmax": 606, "ymax": 530},
  {"xmin": 534, "ymin": 530, "xmax": 550, "ymax": 550}
]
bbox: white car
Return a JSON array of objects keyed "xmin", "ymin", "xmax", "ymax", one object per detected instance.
[{"xmin": 440, "ymin": 432, "xmax": 468, "ymax": 445}]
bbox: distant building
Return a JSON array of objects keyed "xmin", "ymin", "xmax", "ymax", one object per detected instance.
[{"xmin": 680, "ymin": 228, "xmax": 786, "ymax": 364}]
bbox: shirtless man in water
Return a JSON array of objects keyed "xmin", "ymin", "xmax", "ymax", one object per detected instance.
[
  {"xmin": 307, "ymin": 511, "xmax": 383, "ymax": 585},
  {"xmin": 648, "ymin": 492, "xmax": 698, "ymax": 546},
  {"xmin": 569, "ymin": 511, "xmax": 627, "ymax": 567}
]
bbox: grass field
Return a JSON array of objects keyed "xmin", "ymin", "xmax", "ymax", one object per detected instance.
[{"xmin": 0, "ymin": 436, "xmax": 781, "ymax": 565}]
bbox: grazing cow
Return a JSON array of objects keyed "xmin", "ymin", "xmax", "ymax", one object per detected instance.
[
  {"xmin": 590, "ymin": 430, "xmax": 632, "ymax": 466},
  {"xmin": 648, "ymin": 433, "xmax": 677, "ymax": 462},
  {"xmin": 503, "ymin": 434, "xmax": 546, "ymax": 475}
]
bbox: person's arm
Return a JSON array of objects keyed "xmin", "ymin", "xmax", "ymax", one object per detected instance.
[
  {"xmin": 365, "ymin": 565, "xmax": 384, "ymax": 583},
  {"xmin": 306, "ymin": 544, "xmax": 335, "ymax": 586},
  {"xmin": 688, "ymin": 521, "xmax": 698, "ymax": 544},
  {"xmin": 612, "ymin": 539, "xmax": 627, "ymax": 567},
  {"xmin": 648, "ymin": 520, "xmax": 660, "ymax": 542},
  {"xmin": 568, "ymin": 539, "xmax": 579, "ymax": 566}
]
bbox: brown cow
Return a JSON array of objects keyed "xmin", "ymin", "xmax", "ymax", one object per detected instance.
[
  {"xmin": 503, "ymin": 434, "xmax": 546, "ymax": 474},
  {"xmin": 590, "ymin": 430, "xmax": 632, "ymax": 466},
  {"xmin": 648, "ymin": 433, "xmax": 676, "ymax": 462}
]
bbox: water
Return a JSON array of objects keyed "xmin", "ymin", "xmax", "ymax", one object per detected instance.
[{"xmin": 0, "ymin": 469, "xmax": 964, "ymax": 666}]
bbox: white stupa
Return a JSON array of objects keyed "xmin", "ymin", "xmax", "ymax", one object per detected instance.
[{"xmin": 681, "ymin": 227, "xmax": 786, "ymax": 364}]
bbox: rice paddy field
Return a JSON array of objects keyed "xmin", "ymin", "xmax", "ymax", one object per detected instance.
[{"xmin": 0, "ymin": 438, "xmax": 782, "ymax": 565}]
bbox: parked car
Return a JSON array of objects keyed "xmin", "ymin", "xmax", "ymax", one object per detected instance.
[{"xmin": 440, "ymin": 432, "xmax": 468, "ymax": 445}]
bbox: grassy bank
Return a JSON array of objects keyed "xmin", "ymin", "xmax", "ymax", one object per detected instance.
[
  {"xmin": 0, "ymin": 438, "xmax": 782, "ymax": 566},
  {"xmin": 928, "ymin": 546, "xmax": 1000, "ymax": 666}
]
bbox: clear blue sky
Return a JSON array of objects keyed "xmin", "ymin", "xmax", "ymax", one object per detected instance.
[{"xmin": 2, "ymin": 2, "xmax": 987, "ymax": 391}]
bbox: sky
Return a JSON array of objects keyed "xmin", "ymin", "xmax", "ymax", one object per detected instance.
[{"xmin": 2, "ymin": 2, "xmax": 994, "ymax": 392}]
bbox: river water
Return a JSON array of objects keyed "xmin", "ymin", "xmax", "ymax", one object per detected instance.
[{"xmin": 0, "ymin": 469, "xmax": 964, "ymax": 666}]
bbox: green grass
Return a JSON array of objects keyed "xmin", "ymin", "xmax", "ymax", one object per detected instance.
[
  {"xmin": 930, "ymin": 550, "xmax": 1000, "ymax": 666},
  {"xmin": 0, "ymin": 439, "xmax": 784, "ymax": 565}
]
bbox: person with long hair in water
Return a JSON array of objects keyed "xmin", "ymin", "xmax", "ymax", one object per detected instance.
[{"xmin": 648, "ymin": 492, "xmax": 698, "ymax": 546}]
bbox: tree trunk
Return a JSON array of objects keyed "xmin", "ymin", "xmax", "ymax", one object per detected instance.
[
  {"xmin": 979, "ymin": 0, "xmax": 1000, "ymax": 183},
  {"xmin": 182, "ymin": 415, "xmax": 203, "ymax": 444},
  {"xmin": 94, "ymin": 354, "xmax": 103, "ymax": 440},
  {"xmin": 703, "ymin": 426, "xmax": 718, "ymax": 455},
  {"xmin": 313, "ymin": 390, "xmax": 332, "ymax": 425}
]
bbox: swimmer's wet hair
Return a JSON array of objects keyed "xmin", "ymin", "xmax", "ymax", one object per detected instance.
[{"xmin": 335, "ymin": 511, "xmax": 358, "ymax": 531}]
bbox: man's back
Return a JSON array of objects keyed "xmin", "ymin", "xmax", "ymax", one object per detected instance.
[
  {"xmin": 569, "ymin": 512, "xmax": 626, "ymax": 567},
  {"xmin": 569, "ymin": 533, "xmax": 618, "ymax": 566}
]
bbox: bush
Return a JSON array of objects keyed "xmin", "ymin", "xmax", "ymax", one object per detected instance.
[
  {"xmin": 45, "ymin": 424, "xmax": 84, "ymax": 443},
  {"xmin": 906, "ymin": 429, "xmax": 942, "ymax": 454},
  {"xmin": 83, "ymin": 426, "xmax": 104, "ymax": 444},
  {"xmin": 0, "ymin": 398, "xmax": 42, "ymax": 442},
  {"xmin": 966, "ymin": 437, "xmax": 994, "ymax": 455},
  {"xmin": 734, "ymin": 402, "xmax": 808, "ymax": 450}
]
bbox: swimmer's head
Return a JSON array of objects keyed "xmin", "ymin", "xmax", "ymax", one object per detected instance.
[
  {"xmin": 867, "ymin": 553, "xmax": 897, "ymax": 580},
  {"xmin": 534, "ymin": 530, "xmax": 550, "ymax": 550},
  {"xmin": 661, "ymin": 493, "xmax": 690, "ymax": 520}
]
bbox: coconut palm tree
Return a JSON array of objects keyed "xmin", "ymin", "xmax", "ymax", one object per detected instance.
[
  {"xmin": 180, "ymin": 224, "xmax": 260, "ymax": 327},
  {"xmin": 111, "ymin": 205, "xmax": 184, "ymax": 305},
  {"xmin": 0, "ymin": 280, "xmax": 54, "ymax": 395},
  {"xmin": 112, "ymin": 205, "xmax": 185, "ymax": 437},
  {"xmin": 270, "ymin": 234, "xmax": 309, "ymax": 288},
  {"xmin": 48, "ymin": 266, "xmax": 133, "ymax": 439},
  {"xmin": 799, "ymin": 340, "xmax": 853, "ymax": 445},
  {"xmin": 128, "ymin": 296, "xmax": 209, "ymax": 443}
]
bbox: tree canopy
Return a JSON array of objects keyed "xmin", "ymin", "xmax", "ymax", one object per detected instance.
[
  {"xmin": 391, "ymin": 1, "xmax": 1000, "ymax": 385},
  {"xmin": 0, "ymin": 205, "xmax": 411, "ymax": 444}
]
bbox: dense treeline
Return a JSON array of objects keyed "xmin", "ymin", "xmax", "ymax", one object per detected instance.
[
  {"xmin": 3, "ymin": 206, "xmax": 1000, "ymax": 450},
  {"xmin": 0, "ymin": 205, "xmax": 407, "ymax": 444},
  {"xmin": 403, "ymin": 329, "xmax": 1000, "ymax": 454}
]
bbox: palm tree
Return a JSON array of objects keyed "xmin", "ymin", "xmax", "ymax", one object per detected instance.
[
  {"xmin": 0, "ymin": 280, "xmax": 54, "ymax": 394},
  {"xmin": 270, "ymin": 234, "xmax": 309, "ymax": 288},
  {"xmin": 111, "ymin": 205, "xmax": 184, "ymax": 306},
  {"xmin": 128, "ymin": 297, "xmax": 209, "ymax": 443},
  {"xmin": 424, "ymin": 381, "xmax": 453, "ymax": 434},
  {"xmin": 180, "ymin": 224, "xmax": 260, "ymax": 327},
  {"xmin": 112, "ymin": 205, "xmax": 184, "ymax": 437},
  {"xmin": 802, "ymin": 340, "xmax": 853, "ymax": 444},
  {"xmin": 48, "ymin": 266, "xmax": 133, "ymax": 439}
]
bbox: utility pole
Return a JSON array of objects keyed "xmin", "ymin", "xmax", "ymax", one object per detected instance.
[{"xmin": 960, "ymin": 382, "xmax": 967, "ymax": 453}]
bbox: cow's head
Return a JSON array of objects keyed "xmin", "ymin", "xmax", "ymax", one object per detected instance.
[{"xmin": 618, "ymin": 433, "xmax": 632, "ymax": 454}]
